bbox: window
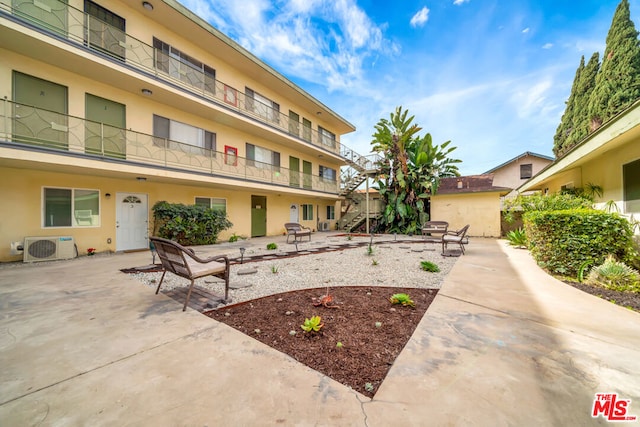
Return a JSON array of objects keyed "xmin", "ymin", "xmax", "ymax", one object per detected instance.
[
  {"xmin": 153, "ymin": 38, "xmax": 216, "ymax": 95},
  {"xmin": 302, "ymin": 204, "xmax": 313, "ymax": 221},
  {"xmin": 318, "ymin": 127, "xmax": 336, "ymax": 148},
  {"xmin": 520, "ymin": 164, "xmax": 533, "ymax": 179},
  {"xmin": 623, "ymin": 159, "xmax": 640, "ymax": 213},
  {"xmin": 319, "ymin": 165, "xmax": 337, "ymax": 181},
  {"xmin": 326, "ymin": 205, "xmax": 335, "ymax": 220},
  {"xmin": 195, "ymin": 197, "xmax": 226, "ymax": 212},
  {"xmin": 225, "ymin": 145, "xmax": 238, "ymax": 166},
  {"xmin": 152, "ymin": 115, "xmax": 216, "ymax": 154},
  {"xmin": 85, "ymin": 0, "xmax": 126, "ymax": 60},
  {"xmin": 246, "ymin": 143, "xmax": 280, "ymax": 170},
  {"xmin": 245, "ymin": 88, "xmax": 280, "ymax": 123},
  {"xmin": 44, "ymin": 188, "xmax": 99, "ymax": 227}
]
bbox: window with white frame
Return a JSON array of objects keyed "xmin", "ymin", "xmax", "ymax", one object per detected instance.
[
  {"xmin": 318, "ymin": 127, "xmax": 336, "ymax": 148},
  {"xmin": 246, "ymin": 143, "xmax": 280, "ymax": 170},
  {"xmin": 245, "ymin": 87, "xmax": 280, "ymax": 123},
  {"xmin": 153, "ymin": 115, "xmax": 216, "ymax": 154},
  {"xmin": 302, "ymin": 204, "xmax": 313, "ymax": 221},
  {"xmin": 195, "ymin": 197, "xmax": 226, "ymax": 212},
  {"xmin": 153, "ymin": 38, "xmax": 216, "ymax": 95},
  {"xmin": 44, "ymin": 187, "xmax": 100, "ymax": 227},
  {"xmin": 319, "ymin": 165, "xmax": 337, "ymax": 181},
  {"xmin": 326, "ymin": 205, "xmax": 335, "ymax": 220}
]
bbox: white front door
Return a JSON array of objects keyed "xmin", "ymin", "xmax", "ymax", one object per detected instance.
[
  {"xmin": 116, "ymin": 193, "xmax": 148, "ymax": 251},
  {"xmin": 290, "ymin": 204, "xmax": 299, "ymax": 223}
]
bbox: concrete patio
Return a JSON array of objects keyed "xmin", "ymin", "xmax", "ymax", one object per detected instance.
[{"xmin": 1, "ymin": 235, "xmax": 639, "ymax": 426}]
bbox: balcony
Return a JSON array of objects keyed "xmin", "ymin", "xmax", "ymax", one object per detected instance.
[
  {"xmin": 0, "ymin": 0, "xmax": 343, "ymax": 156},
  {"xmin": 0, "ymin": 99, "xmax": 339, "ymax": 194}
]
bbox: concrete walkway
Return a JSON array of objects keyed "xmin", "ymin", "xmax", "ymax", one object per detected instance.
[{"xmin": 0, "ymin": 236, "xmax": 639, "ymax": 426}]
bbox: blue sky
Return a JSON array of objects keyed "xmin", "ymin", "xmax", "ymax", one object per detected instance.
[{"xmin": 181, "ymin": 0, "xmax": 635, "ymax": 175}]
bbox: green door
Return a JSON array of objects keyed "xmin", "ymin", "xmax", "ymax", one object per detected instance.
[
  {"xmin": 13, "ymin": 0, "xmax": 68, "ymax": 36},
  {"xmin": 251, "ymin": 195, "xmax": 267, "ymax": 237},
  {"xmin": 289, "ymin": 156, "xmax": 300, "ymax": 187},
  {"xmin": 85, "ymin": 93, "xmax": 126, "ymax": 158},
  {"xmin": 303, "ymin": 160, "xmax": 312, "ymax": 189},
  {"xmin": 12, "ymin": 71, "xmax": 68, "ymax": 149}
]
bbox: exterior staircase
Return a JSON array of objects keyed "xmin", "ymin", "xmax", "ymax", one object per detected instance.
[{"xmin": 337, "ymin": 149, "xmax": 384, "ymax": 232}]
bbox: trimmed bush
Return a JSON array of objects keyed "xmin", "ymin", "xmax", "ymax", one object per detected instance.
[
  {"xmin": 152, "ymin": 201, "xmax": 233, "ymax": 246},
  {"xmin": 524, "ymin": 209, "xmax": 636, "ymax": 276}
]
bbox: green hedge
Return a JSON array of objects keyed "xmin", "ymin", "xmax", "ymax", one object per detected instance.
[
  {"xmin": 152, "ymin": 201, "xmax": 233, "ymax": 246},
  {"xmin": 524, "ymin": 209, "xmax": 636, "ymax": 276}
]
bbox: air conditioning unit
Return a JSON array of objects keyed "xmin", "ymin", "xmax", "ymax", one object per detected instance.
[
  {"xmin": 319, "ymin": 221, "xmax": 330, "ymax": 231},
  {"xmin": 23, "ymin": 236, "xmax": 76, "ymax": 263}
]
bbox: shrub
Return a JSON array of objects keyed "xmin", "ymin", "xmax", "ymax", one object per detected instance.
[
  {"xmin": 301, "ymin": 316, "xmax": 323, "ymax": 333},
  {"xmin": 266, "ymin": 243, "xmax": 278, "ymax": 250},
  {"xmin": 152, "ymin": 201, "xmax": 232, "ymax": 246},
  {"xmin": 389, "ymin": 293, "xmax": 415, "ymax": 307},
  {"xmin": 586, "ymin": 255, "xmax": 640, "ymax": 293},
  {"xmin": 524, "ymin": 209, "xmax": 636, "ymax": 276},
  {"xmin": 506, "ymin": 228, "xmax": 527, "ymax": 248}
]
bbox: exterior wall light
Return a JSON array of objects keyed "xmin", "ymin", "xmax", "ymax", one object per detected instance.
[
  {"xmin": 142, "ymin": 2, "xmax": 154, "ymax": 11},
  {"xmin": 141, "ymin": 88, "xmax": 153, "ymax": 96}
]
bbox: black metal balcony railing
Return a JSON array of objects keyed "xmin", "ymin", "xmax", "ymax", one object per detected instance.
[
  {"xmin": 0, "ymin": 0, "xmax": 344, "ymax": 155},
  {"xmin": 0, "ymin": 99, "xmax": 339, "ymax": 193}
]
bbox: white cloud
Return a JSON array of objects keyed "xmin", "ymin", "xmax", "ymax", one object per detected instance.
[
  {"xmin": 522, "ymin": 27, "xmax": 530, "ymax": 34},
  {"xmin": 410, "ymin": 7, "xmax": 430, "ymax": 28},
  {"xmin": 453, "ymin": 0, "xmax": 470, "ymax": 5},
  {"xmin": 542, "ymin": 43, "xmax": 554, "ymax": 49}
]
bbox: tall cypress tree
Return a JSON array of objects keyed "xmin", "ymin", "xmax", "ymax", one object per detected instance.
[
  {"xmin": 553, "ymin": 56, "xmax": 584, "ymax": 156},
  {"xmin": 560, "ymin": 52, "xmax": 600, "ymax": 156},
  {"xmin": 587, "ymin": 0, "xmax": 640, "ymax": 130}
]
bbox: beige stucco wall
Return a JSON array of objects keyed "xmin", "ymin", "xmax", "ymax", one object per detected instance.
[
  {"xmin": 0, "ymin": 167, "xmax": 339, "ymax": 262},
  {"xmin": 431, "ymin": 191, "xmax": 503, "ymax": 237},
  {"xmin": 492, "ymin": 155, "xmax": 553, "ymax": 189},
  {"xmin": 537, "ymin": 142, "xmax": 640, "ymax": 215}
]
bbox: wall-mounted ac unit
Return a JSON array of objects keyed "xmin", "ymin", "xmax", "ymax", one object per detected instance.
[
  {"xmin": 23, "ymin": 236, "xmax": 76, "ymax": 263},
  {"xmin": 319, "ymin": 221, "xmax": 330, "ymax": 231}
]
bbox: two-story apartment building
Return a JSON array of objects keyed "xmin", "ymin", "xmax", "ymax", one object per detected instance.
[{"xmin": 0, "ymin": 0, "xmax": 363, "ymax": 262}]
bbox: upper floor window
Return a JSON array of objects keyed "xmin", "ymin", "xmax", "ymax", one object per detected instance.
[
  {"xmin": 319, "ymin": 165, "xmax": 337, "ymax": 182},
  {"xmin": 153, "ymin": 38, "xmax": 216, "ymax": 95},
  {"xmin": 520, "ymin": 164, "xmax": 533, "ymax": 179},
  {"xmin": 153, "ymin": 115, "xmax": 216, "ymax": 154},
  {"xmin": 245, "ymin": 88, "xmax": 279, "ymax": 123},
  {"xmin": 85, "ymin": 0, "xmax": 126, "ymax": 60},
  {"xmin": 302, "ymin": 118, "xmax": 312, "ymax": 142},
  {"xmin": 44, "ymin": 187, "xmax": 100, "ymax": 227},
  {"xmin": 318, "ymin": 127, "xmax": 336, "ymax": 148},
  {"xmin": 246, "ymin": 143, "xmax": 280, "ymax": 171},
  {"xmin": 195, "ymin": 197, "xmax": 226, "ymax": 212}
]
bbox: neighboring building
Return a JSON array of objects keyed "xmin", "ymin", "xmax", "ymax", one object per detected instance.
[
  {"xmin": 485, "ymin": 151, "xmax": 554, "ymax": 195},
  {"xmin": 430, "ymin": 175, "xmax": 511, "ymax": 237},
  {"xmin": 0, "ymin": 0, "xmax": 360, "ymax": 262},
  {"xmin": 518, "ymin": 100, "xmax": 640, "ymax": 224}
]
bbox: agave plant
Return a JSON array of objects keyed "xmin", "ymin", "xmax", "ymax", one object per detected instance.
[
  {"xmin": 506, "ymin": 228, "xmax": 527, "ymax": 248},
  {"xmin": 586, "ymin": 255, "xmax": 640, "ymax": 292}
]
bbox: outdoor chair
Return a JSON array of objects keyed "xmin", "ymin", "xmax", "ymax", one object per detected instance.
[
  {"xmin": 422, "ymin": 221, "xmax": 449, "ymax": 241},
  {"xmin": 284, "ymin": 222, "xmax": 312, "ymax": 243},
  {"xmin": 441, "ymin": 224, "xmax": 470, "ymax": 256},
  {"xmin": 150, "ymin": 236, "xmax": 230, "ymax": 311}
]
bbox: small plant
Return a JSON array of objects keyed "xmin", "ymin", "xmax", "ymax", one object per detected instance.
[
  {"xmin": 420, "ymin": 260, "xmax": 440, "ymax": 272},
  {"xmin": 375, "ymin": 321, "xmax": 382, "ymax": 328},
  {"xmin": 228, "ymin": 233, "xmax": 240, "ymax": 243},
  {"xmin": 372, "ymin": 259, "xmax": 379, "ymax": 266},
  {"xmin": 506, "ymin": 228, "xmax": 527, "ymax": 248},
  {"xmin": 346, "ymin": 234, "xmax": 352, "ymax": 241},
  {"xmin": 301, "ymin": 315, "xmax": 324, "ymax": 333},
  {"xmin": 389, "ymin": 293, "xmax": 415, "ymax": 307},
  {"xmin": 271, "ymin": 265, "xmax": 279, "ymax": 274},
  {"xmin": 577, "ymin": 260, "xmax": 592, "ymax": 283},
  {"xmin": 586, "ymin": 255, "xmax": 640, "ymax": 292},
  {"xmin": 366, "ymin": 243, "xmax": 374, "ymax": 256},
  {"xmin": 364, "ymin": 383, "xmax": 374, "ymax": 393},
  {"xmin": 87, "ymin": 248, "xmax": 96, "ymax": 256},
  {"xmin": 336, "ymin": 341, "xmax": 343, "ymax": 348},
  {"xmin": 266, "ymin": 242, "xmax": 278, "ymax": 250}
]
